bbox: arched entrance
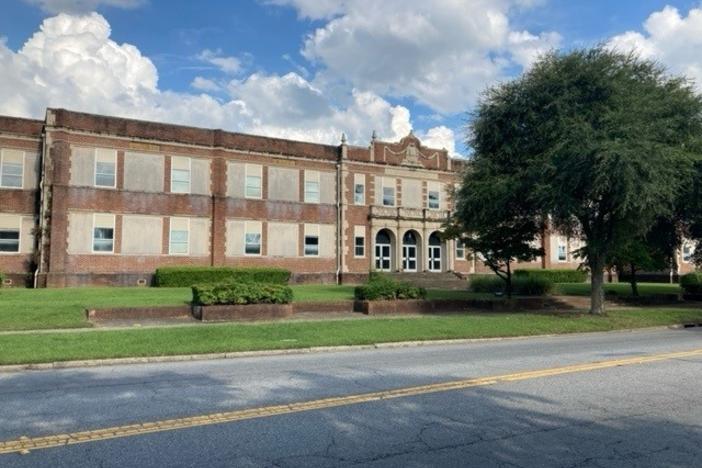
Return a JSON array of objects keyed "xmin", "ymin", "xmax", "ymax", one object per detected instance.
[
  {"xmin": 428, "ymin": 232, "xmax": 443, "ymax": 272},
  {"xmin": 374, "ymin": 229, "xmax": 394, "ymax": 271},
  {"xmin": 402, "ymin": 230, "xmax": 420, "ymax": 272}
]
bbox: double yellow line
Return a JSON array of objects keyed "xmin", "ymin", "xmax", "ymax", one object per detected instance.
[{"xmin": 3, "ymin": 347, "xmax": 701, "ymax": 455}]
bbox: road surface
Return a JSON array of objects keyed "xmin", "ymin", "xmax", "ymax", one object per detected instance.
[{"xmin": 0, "ymin": 327, "xmax": 700, "ymax": 467}]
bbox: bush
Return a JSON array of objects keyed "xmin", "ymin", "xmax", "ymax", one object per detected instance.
[
  {"xmin": 469, "ymin": 275, "xmax": 504, "ymax": 293},
  {"xmin": 680, "ymin": 272, "xmax": 702, "ymax": 294},
  {"xmin": 0, "ymin": 271, "xmax": 4, "ymax": 288},
  {"xmin": 155, "ymin": 266, "xmax": 291, "ymax": 287},
  {"xmin": 192, "ymin": 282, "xmax": 293, "ymax": 306},
  {"xmin": 514, "ymin": 268, "xmax": 587, "ymax": 283},
  {"xmin": 354, "ymin": 274, "xmax": 426, "ymax": 301},
  {"xmin": 469, "ymin": 274, "xmax": 553, "ymax": 296}
]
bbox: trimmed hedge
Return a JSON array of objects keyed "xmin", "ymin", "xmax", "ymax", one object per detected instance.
[
  {"xmin": 192, "ymin": 282, "xmax": 293, "ymax": 306},
  {"xmin": 680, "ymin": 272, "xmax": 702, "ymax": 294},
  {"xmin": 354, "ymin": 274, "xmax": 427, "ymax": 301},
  {"xmin": 514, "ymin": 268, "xmax": 587, "ymax": 283},
  {"xmin": 469, "ymin": 274, "xmax": 553, "ymax": 296},
  {"xmin": 155, "ymin": 266, "xmax": 291, "ymax": 287}
]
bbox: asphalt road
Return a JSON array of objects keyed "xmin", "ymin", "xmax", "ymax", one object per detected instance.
[{"xmin": 1, "ymin": 327, "xmax": 701, "ymax": 467}]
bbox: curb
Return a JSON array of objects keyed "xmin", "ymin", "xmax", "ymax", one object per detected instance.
[{"xmin": 0, "ymin": 325, "xmax": 691, "ymax": 373}]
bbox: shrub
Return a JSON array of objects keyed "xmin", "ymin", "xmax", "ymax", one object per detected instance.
[
  {"xmin": 514, "ymin": 268, "xmax": 587, "ymax": 283},
  {"xmin": 354, "ymin": 274, "xmax": 426, "ymax": 301},
  {"xmin": 680, "ymin": 272, "xmax": 702, "ymax": 294},
  {"xmin": 0, "ymin": 271, "xmax": 4, "ymax": 288},
  {"xmin": 192, "ymin": 282, "xmax": 293, "ymax": 306},
  {"xmin": 155, "ymin": 266, "xmax": 291, "ymax": 287},
  {"xmin": 469, "ymin": 274, "xmax": 553, "ymax": 296},
  {"xmin": 469, "ymin": 275, "xmax": 504, "ymax": 293}
]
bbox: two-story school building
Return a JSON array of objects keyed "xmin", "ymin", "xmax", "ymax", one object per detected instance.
[{"xmin": 1, "ymin": 108, "xmax": 678, "ymax": 288}]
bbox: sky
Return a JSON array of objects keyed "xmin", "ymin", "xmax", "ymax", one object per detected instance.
[{"xmin": 1, "ymin": 1, "xmax": 702, "ymax": 156}]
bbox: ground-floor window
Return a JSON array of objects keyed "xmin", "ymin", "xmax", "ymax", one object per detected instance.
[
  {"xmin": 354, "ymin": 236, "xmax": 364, "ymax": 257},
  {"xmin": 0, "ymin": 229, "xmax": 19, "ymax": 252}
]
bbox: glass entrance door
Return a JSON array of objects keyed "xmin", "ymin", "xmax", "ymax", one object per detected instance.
[
  {"xmin": 402, "ymin": 245, "xmax": 417, "ymax": 271},
  {"xmin": 428, "ymin": 232, "xmax": 442, "ymax": 272},
  {"xmin": 375, "ymin": 244, "xmax": 391, "ymax": 271}
]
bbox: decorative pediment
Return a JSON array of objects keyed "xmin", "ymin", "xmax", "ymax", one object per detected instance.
[{"xmin": 382, "ymin": 132, "xmax": 440, "ymax": 167}]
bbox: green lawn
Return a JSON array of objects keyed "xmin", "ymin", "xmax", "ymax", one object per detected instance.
[
  {"xmin": 554, "ymin": 282, "xmax": 681, "ymax": 297},
  {"xmin": 1, "ymin": 308, "xmax": 700, "ymax": 365}
]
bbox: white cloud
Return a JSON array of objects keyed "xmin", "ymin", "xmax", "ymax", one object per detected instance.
[
  {"xmin": 196, "ymin": 49, "xmax": 242, "ymax": 75},
  {"xmin": 0, "ymin": 12, "xmax": 457, "ymax": 153},
  {"xmin": 608, "ymin": 6, "xmax": 702, "ymax": 89},
  {"xmin": 24, "ymin": 0, "xmax": 145, "ymax": 14},
  {"xmin": 287, "ymin": 0, "xmax": 559, "ymax": 113}
]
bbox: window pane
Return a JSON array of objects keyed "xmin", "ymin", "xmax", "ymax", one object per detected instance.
[
  {"xmin": 0, "ymin": 229, "xmax": 19, "ymax": 252},
  {"xmin": 95, "ymin": 161, "xmax": 115, "ymax": 187},
  {"xmin": 354, "ymin": 184, "xmax": 364, "ymax": 204},
  {"xmin": 171, "ymin": 169, "xmax": 190, "ymax": 193},
  {"xmin": 170, "ymin": 230, "xmax": 189, "ymax": 254},
  {"xmin": 354, "ymin": 236, "xmax": 364, "ymax": 256},
  {"xmin": 245, "ymin": 233, "xmax": 261, "ymax": 254},
  {"xmin": 171, "ymin": 180, "xmax": 190, "ymax": 193},
  {"xmin": 557, "ymin": 245, "xmax": 567, "ymax": 261},
  {"xmin": 305, "ymin": 181, "xmax": 320, "ymax": 203},
  {"xmin": 428, "ymin": 191, "xmax": 440, "ymax": 209},
  {"xmin": 246, "ymin": 176, "xmax": 261, "ymax": 198},
  {"xmin": 304, "ymin": 235, "xmax": 319, "ymax": 256},
  {"xmin": 93, "ymin": 227, "xmax": 114, "ymax": 252},
  {"xmin": 2, "ymin": 161, "xmax": 23, "ymax": 188},
  {"xmin": 383, "ymin": 187, "xmax": 395, "ymax": 206}
]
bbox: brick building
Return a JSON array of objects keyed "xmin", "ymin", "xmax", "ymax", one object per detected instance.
[{"xmin": 1, "ymin": 108, "xmax": 673, "ymax": 288}]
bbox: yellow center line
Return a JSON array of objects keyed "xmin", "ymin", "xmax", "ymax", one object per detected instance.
[{"xmin": 2, "ymin": 347, "xmax": 701, "ymax": 455}]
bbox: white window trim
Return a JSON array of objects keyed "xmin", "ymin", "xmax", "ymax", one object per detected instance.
[
  {"xmin": 0, "ymin": 149, "xmax": 25, "ymax": 190},
  {"xmin": 304, "ymin": 224, "xmax": 320, "ymax": 257},
  {"xmin": 304, "ymin": 235, "xmax": 320, "ymax": 257},
  {"xmin": 93, "ymin": 149, "xmax": 117, "ymax": 189},
  {"xmin": 169, "ymin": 217, "xmax": 190, "ymax": 256},
  {"xmin": 427, "ymin": 190, "xmax": 441, "ymax": 210},
  {"xmin": 382, "ymin": 179, "xmax": 396, "ymax": 207},
  {"xmin": 170, "ymin": 156, "xmax": 192, "ymax": 194},
  {"xmin": 244, "ymin": 221, "xmax": 262, "ymax": 256},
  {"xmin": 557, "ymin": 241, "xmax": 568, "ymax": 263},
  {"xmin": 354, "ymin": 174, "xmax": 365, "ymax": 205},
  {"xmin": 354, "ymin": 235, "xmax": 365, "ymax": 258},
  {"xmin": 91, "ymin": 213, "xmax": 115, "ymax": 254},
  {"xmin": 682, "ymin": 243, "xmax": 694, "ymax": 264},
  {"xmin": 304, "ymin": 170, "xmax": 321, "ymax": 204},
  {"xmin": 0, "ymin": 216, "xmax": 22, "ymax": 255},
  {"xmin": 245, "ymin": 165, "xmax": 263, "ymax": 200}
]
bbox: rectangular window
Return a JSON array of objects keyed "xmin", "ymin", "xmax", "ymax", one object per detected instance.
[
  {"xmin": 304, "ymin": 170, "xmax": 320, "ymax": 203},
  {"xmin": 428, "ymin": 190, "xmax": 440, "ymax": 209},
  {"xmin": 557, "ymin": 243, "xmax": 567, "ymax": 262},
  {"xmin": 0, "ymin": 149, "xmax": 23, "ymax": 189},
  {"xmin": 94, "ymin": 149, "xmax": 116, "ymax": 188},
  {"xmin": 683, "ymin": 243, "xmax": 694, "ymax": 263},
  {"xmin": 245, "ymin": 164, "xmax": 262, "ymax": 199},
  {"xmin": 169, "ymin": 217, "xmax": 189, "ymax": 255},
  {"xmin": 244, "ymin": 221, "xmax": 262, "ymax": 255},
  {"xmin": 354, "ymin": 174, "xmax": 365, "ymax": 205},
  {"xmin": 455, "ymin": 239, "xmax": 465, "ymax": 259},
  {"xmin": 354, "ymin": 236, "xmax": 364, "ymax": 257},
  {"xmin": 383, "ymin": 186, "xmax": 395, "ymax": 207},
  {"xmin": 0, "ymin": 229, "xmax": 20, "ymax": 252},
  {"xmin": 170, "ymin": 156, "xmax": 191, "ymax": 193},
  {"xmin": 92, "ymin": 214, "xmax": 115, "ymax": 253},
  {"xmin": 305, "ymin": 235, "xmax": 319, "ymax": 256}
]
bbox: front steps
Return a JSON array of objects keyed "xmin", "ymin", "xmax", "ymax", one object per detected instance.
[{"xmin": 386, "ymin": 272, "xmax": 468, "ymax": 290}]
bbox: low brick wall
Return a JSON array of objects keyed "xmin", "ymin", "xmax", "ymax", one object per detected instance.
[
  {"xmin": 196, "ymin": 303, "xmax": 294, "ymax": 321},
  {"xmin": 357, "ymin": 297, "xmax": 571, "ymax": 315},
  {"xmin": 86, "ymin": 305, "xmax": 191, "ymax": 320},
  {"xmin": 293, "ymin": 301, "xmax": 355, "ymax": 314}
]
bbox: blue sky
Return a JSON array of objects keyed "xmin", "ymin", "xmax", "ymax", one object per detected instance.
[{"xmin": 1, "ymin": 0, "xmax": 702, "ymax": 155}]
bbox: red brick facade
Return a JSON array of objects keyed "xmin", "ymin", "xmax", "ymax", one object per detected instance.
[{"xmin": 0, "ymin": 108, "xmax": 665, "ymax": 287}]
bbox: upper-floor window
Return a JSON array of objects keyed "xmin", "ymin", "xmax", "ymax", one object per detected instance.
[
  {"xmin": 427, "ymin": 190, "xmax": 440, "ymax": 210},
  {"xmin": 94, "ymin": 149, "xmax": 116, "ymax": 188},
  {"xmin": 383, "ymin": 184, "xmax": 395, "ymax": 207},
  {"xmin": 354, "ymin": 174, "xmax": 365, "ymax": 205},
  {"xmin": 0, "ymin": 149, "xmax": 23, "ymax": 189},
  {"xmin": 683, "ymin": 242, "xmax": 694, "ymax": 263},
  {"xmin": 304, "ymin": 171, "xmax": 320, "ymax": 203},
  {"xmin": 169, "ymin": 217, "xmax": 189, "ymax": 255},
  {"xmin": 170, "ymin": 156, "xmax": 191, "ymax": 193},
  {"xmin": 245, "ymin": 164, "xmax": 262, "ymax": 199},
  {"xmin": 92, "ymin": 214, "xmax": 115, "ymax": 253}
]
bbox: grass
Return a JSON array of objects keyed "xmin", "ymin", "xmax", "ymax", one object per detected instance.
[
  {"xmin": 0, "ymin": 308, "xmax": 700, "ymax": 365},
  {"xmin": 554, "ymin": 282, "xmax": 681, "ymax": 297}
]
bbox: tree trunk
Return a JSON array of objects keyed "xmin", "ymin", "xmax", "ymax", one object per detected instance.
[
  {"xmin": 506, "ymin": 261, "xmax": 512, "ymax": 299},
  {"xmin": 589, "ymin": 256, "xmax": 606, "ymax": 315},
  {"xmin": 629, "ymin": 264, "xmax": 639, "ymax": 297}
]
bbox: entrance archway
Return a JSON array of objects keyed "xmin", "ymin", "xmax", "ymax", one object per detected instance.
[
  {"xmin": 374, "ymin": 229, "xmax": 394, "ymax": 271},
  {"xmin": 428, "ymin": 232, "xmax": 443, "ymax": 272},
  {"xmin": 402, "ymin": 230, "xmax": 420, "ymax": 272}
]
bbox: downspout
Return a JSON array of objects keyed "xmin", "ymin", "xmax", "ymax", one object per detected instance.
[
  {"xmin": 34, "ymin": 121, "xmax": 51, "ymax": 288},
  {"xmin": 336, "ymin": 133, "xmax": 348, "ymax": 285}
]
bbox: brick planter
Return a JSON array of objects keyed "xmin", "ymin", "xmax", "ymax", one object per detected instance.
[
  {"xmin": 293, "ymin": 301, "xmax": 355, "ymax": 314},
  {"xmin": 356, "ymin": 297, "xmax": 569, "ymax": 315},
  {"xmin": 195, "ymin": 303, "xmax": 294, "ymax": 321},
  {"xmin": 86, "ymin": 305, "xmax": 191, "ymax": 320}
]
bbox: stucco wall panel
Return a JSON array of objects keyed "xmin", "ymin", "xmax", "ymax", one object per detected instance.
[{"xmin": 124, "ymin": 152, "xmax": 164, "ymax": 193}]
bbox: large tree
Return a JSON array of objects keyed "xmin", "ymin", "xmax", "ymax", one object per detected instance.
[{"xmin": 467, "ymin": 47, "xmax": 702, "ymax": 314}]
